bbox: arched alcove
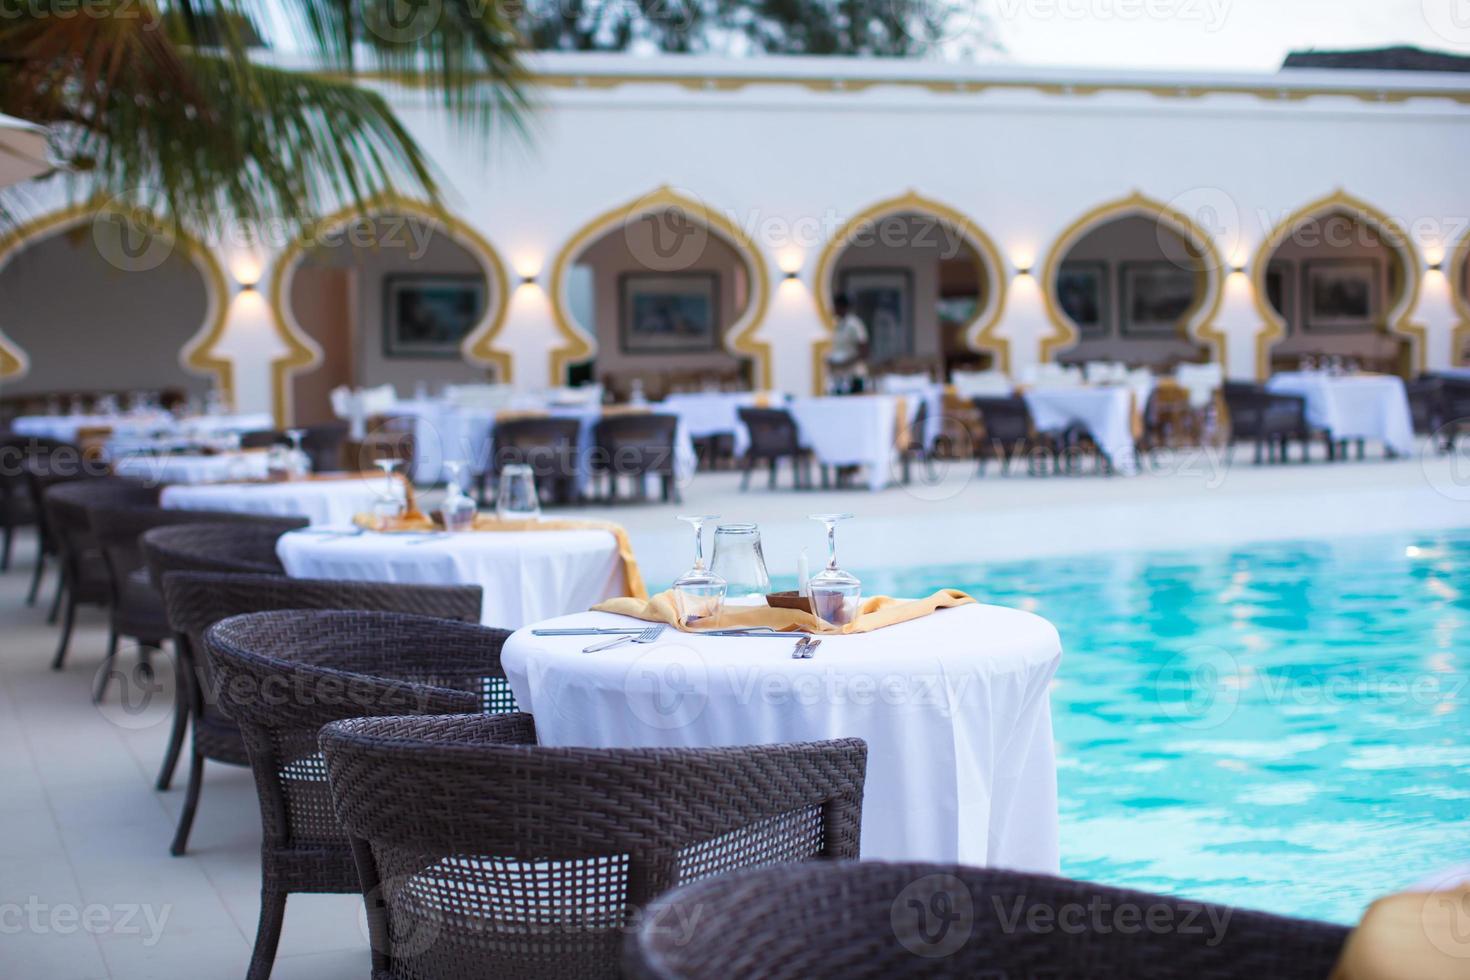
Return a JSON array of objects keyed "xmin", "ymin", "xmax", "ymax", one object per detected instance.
[
  {"xmin": 548, "ymin": 187, "xmax": 770, "ymax": 396},
  {"xmin": 1041, "ymin": 192, "xmax": 1225, "ymax": 368},
  {"xmin": 1252, "ymin": 191, "xmax": 1423, "ymax": 378},
  {"xmin": 814, "ymin": 192, "xmax": 1007, "ymax": 390},
  {"xmin": 0, "ymin": 203, "xmax": 227, "ymax": 405},
  {"xmin": 1447, "ymin": 226, "xmax": 1470, "ymax": 366},
  {"xmin": 272, "ymin": 198, "xmax": 509, "ymax": 425}
]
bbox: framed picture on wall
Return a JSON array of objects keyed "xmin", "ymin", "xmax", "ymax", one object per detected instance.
[
  {"xmin": 619, "ymin": 272, "xmax": 721, "ymax": 354},
  {"xmin": 839, "ymin": 267, "xmax": 913, "ymax": 363},
  {"xmin": 383, "ymin": 275, "xmax": 486, "ymax": 358},
  {"xmin": 1265, "ymin": 260, "xmax": 1295, "ymax": 334},
  {"xmin": 1057, "ymin": 261, "xmax": 1109, "ymax": 338},
  {"xmin": 1120, "ymin": 261, "xmax": 1197, "ymax": 337},
  {"xmin": 1303, "ymin": 259, "xmax": 1379, "ymax": 333}
]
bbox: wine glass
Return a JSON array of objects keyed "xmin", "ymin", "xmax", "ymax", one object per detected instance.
[
  {"xmin": 285, "ymin": 428, "xmax": 310, "ymax": 477},
  {"xmin": 807, "ymin": 513, "xmax": 861, "ymax": 626},
  {"xmin": 442, "ymin": 460, "xmax": 477, "ymax": 531},
  {"xmin": 672, "ymin": 515, "xmax": 726, "ymax": 627},
  {"xmin": 374, "ymin": 457, "xmax": 406, "ymax": 514},
  {"xmin": 710, "ymin": 523, "xmax": 770, "ymax": 606}
]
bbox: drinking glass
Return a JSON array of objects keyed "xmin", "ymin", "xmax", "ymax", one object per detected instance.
[
  {"xmin": 807, "ymin": 513, "xmax": 861, "ymax": 625},
  {"xmin": 710, "ymin": 523, "xmax": 770, "ymax": 606},
  {"xmin": 496, "ymin": 463, "xmax": 541, "ymax": 521},
  {"xmin": 442, "ymin": 461, "xmax": 477, "ymax": 531},
  {"xmin": 672, "ymin": 515, "xmax": 726, "ymax": 627},
  {"xmin": 285, "ymin": 428, "xmax": 311, "ymax": 477},
  {"xmin": 374, "ymin": 458, "xmax": 407, "ymax": 516}
]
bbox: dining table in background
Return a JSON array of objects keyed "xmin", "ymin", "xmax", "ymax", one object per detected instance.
[
  {"xmin": 276, "ymin": 524, "xmax": 627, "ymax": 627},
  {"xmin": 502, "ymin": 602, "xmax": 1063, "ymax": 869},
  {"xmin": 787, "ymin": 394, "xmax": 913, "ymax": 492},
  {"xmin": 1266, "ymin": 372, "xmax": 1415, "ymax": 458},
  {"xmin": 11, "ymin": 410, "xmax": 274, "ymax": 447},
  {"xmin": 1021, "ymin": 386, "xmax": 1142, "ymax": 474},
  {"xmin": 160, "ymin": 474, "xmax": 390, "ymax": 526},
  {"xmin": 658, "ymin": 391, "xmax": 766, "ymax": 458},
  {"xmin": 111, "ymin": 450, "xmax": 271, "ymax": 485}
]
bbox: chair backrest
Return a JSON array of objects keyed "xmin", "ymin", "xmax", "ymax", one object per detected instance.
[
  {"xmin": 970, "ymin": 396, "xmax": 1032, "ymax": 443},
  {"xmin": 593, "ymin": 413, "xmax": 679, "ymax": 475},
  {"xmin": 490, "ymin": 417, "xmax": 582, "ymax": 478},
  {"xmin": 737, "ymin": 407, "xmax": 800, "ymax": 457},
  {"xmin": 1441, "ymin": 379, "xmax": 1470, "ymax": 419},
  {"xmin": 319, "ymin": 712, "xmax": 867, "ymax": 980},
  {"xmin": 205, "ymin": 610, "xmax": 514, "ymax": 870},
  {"xmin": 626, "ymin": 861, "xmax": 1350, "ymax": 980},
  {"xmin": 239, "ymin": 429, "xmax": 285, "ymax": 450},
  {"xmin": 44, "ymin": 478, "xmax": 158, "ymax": 563},
  {"xmin": 141, "ymin": 521, "xmax": 304, "ymax": 579},
  {"xmin": 300, "ymin": 423, "xmax": 348, "ymax": 472}
]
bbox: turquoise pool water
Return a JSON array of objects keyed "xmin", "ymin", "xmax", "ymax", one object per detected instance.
[{"xmin": 859, "ymin": 529, "xmax": 1470, "ymax": 925}]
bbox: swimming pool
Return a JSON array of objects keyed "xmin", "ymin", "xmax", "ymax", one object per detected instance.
[{"xmin": 859, "ymin": 529, "xmax": 1470, "ymax": 925}]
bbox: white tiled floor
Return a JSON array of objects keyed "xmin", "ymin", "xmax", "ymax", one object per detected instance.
[{"xmin": 2, "ymin": 449, "xmax": 1466, "ymax": 978}]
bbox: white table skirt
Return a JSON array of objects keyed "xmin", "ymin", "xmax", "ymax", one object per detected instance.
[
  {"xmin": 113, "ymin": 451, "xmax": 270, "ymax": 485},
  {"xmin": 502, "ymin": 603, "xmax": 1063, "ymax": 870},
  {"xmin": 12, "ymin": 411, "xmax": 271, "ymax": 446},
  {"xmin": 1266, "ymin": 372, "xmax": 1415, "ymax": 456},
  {"xmin": 1023, "ymin": 387, "xmax": 1139, "ymax": 473},
  {"xmin": 160, "ymin": 478, "xmax": 389, "ymax": 526},
  {"xmin": 276, "ymin": 526, "xmax": 626, "ymax": 628},
  {"xmin": 788, "ymin": 395, "xmax": 905, "ymax": 491},
  {"xmin": 660, "ymin": 392, "xmax": 762, "ymax": 457}
]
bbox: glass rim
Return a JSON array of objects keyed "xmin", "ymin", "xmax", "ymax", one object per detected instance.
[{"xmin": 714, "ymin": 522, "xmax": 758, "ymax": 533}]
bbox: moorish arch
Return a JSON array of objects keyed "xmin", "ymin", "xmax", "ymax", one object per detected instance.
[
  {"xmin": 0, "ymin": 199, "xmax": 230, "ymax": 401},
  {"xmin": 1251, "ymin": 190, "xmax": 1424, "ymax": 378},
  {"xmin": 1448, "ymin": 223, "xmax": 1470, "ymax": 366},
  {"xmin": 547, "ymin": 186, "xmax": 772, "ymax": 393},
  {"xmin": 1040, "ymin": 191, "xmax": 1226, "ymax": 366},
  {"xmin": 269, "ymin": 194, "xmax": 511, "ymax": 425},
  {"xmin": 813, "ymin": 191, "xmax": 1008, "ymax": 390}
]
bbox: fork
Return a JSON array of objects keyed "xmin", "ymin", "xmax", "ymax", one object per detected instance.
[{"xmin": 583, "ymin": 624, "xmax": 665, "ymax": 653}]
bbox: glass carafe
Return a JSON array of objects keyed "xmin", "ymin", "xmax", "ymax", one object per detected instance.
[{"xmin": 709, "ymin": 523, "xmax": 771, "ymax": 606}]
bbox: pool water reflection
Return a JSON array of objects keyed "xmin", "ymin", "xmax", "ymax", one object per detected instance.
[{"xmin": 860, "ymin": 530, "xmax": 1470, "ymax": 924}]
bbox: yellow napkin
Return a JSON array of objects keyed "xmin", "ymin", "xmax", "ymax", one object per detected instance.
[
  {"xmin": 593, "ymin": 588, "xmax": 974, "ymax": 635},
  {"xmin": 352, "ymin": 512, "xmax": 647, "ymax": 600}
]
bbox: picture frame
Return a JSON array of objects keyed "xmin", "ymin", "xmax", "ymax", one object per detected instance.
[
  {"xmin": 1119, "ymin": 261, "xmax": 1198, "ymax": 337},
  {"xmin": 618, "ymin": 272, "xmax": 721, "ymax": 354},
  {"xmin": 1265, "ymin": 260, "xmax": 1295, "ymax": 335},
  {"xmin": 1057, "ymin": 261, "xmax": 1110, "ymax": 338},
  {"xmin": 1303, "ymin": 259, "xmax": 1379, "ymax": 333},
  {"xmin": 382, "ymin": 274, "xmax": 486, "ymax": 359},
  {"xmin": 839, "ymin": 267, "xmax": 914, "ymax": 363}
]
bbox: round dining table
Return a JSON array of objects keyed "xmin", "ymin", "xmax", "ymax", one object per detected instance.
[
  {"xmin": 501, "ymin": 602, "xmax": 1063, "ymax": 871},
  {"xmin": 160, "ymin": 476, "xmax": 388, "ymax": 526},
  {"xmin": 276, "ymin": 525, "xmax": 628, "ymax": 628}
]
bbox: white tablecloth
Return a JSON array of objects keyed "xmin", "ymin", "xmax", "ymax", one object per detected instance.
[
  {"xmin": 277, "ymin": 526, "xmax": 626, "ymax": 628},
  {"xmin": 659, "ymin": 392, "xmax": 762, "ymax": 457},
  {"xmin": 788, "ymin": 395, "xmax": 906, "ymax": 491},
  {"xmin": 1022, "ymin": 387, "xmax": 1139, "ymax": 473},
  {"xmin": 12, "ymin": 412, "xmax": 174, "ymax": 443},
  {"xmin": 502, "ymin": 604, "xmax": 1062, "ymax": 869},
  {"xmin": 1266, "ymin": 372, "xmax": 1415, "ymax": 456},
  {"xmin": 160, "ymin": 477, "xmax": 388, "ymax": 526},
  {"xmin": 112, "ymin": 451, "xmax": 270, "ymax": 485}
]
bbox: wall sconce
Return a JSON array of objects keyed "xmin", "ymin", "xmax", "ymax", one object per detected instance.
[
  {"xmin": 519, "ymin": 273, "xmax": 539, "ymax": 287},
  {"xmin": 230, "ymin": 254, "xmax": 263, "ymax": 290},
  {"xmin": 783, "ymin": 270, "xmax": 800, "ymax": 281},
  {"xmin": 1014, "ymin": 267, "xmax": 1033, "ymax": 278},
  {"xmin": 1230, "ymin": 265, "xmax": 1247, "ymax": 277},
  {"xmin": 1428, "ymin": 262, "xmax": 1444, "ymax": 273}
]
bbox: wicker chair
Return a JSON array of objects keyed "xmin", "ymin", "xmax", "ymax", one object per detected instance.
[
  {"xmin": 0, "ymin": 431, "xmax": 37, "ymax": 571},
  {"xmin": 1439, "ymin": 377, "xmax": 1470, "ymax": 451},
  {"xmin": 239, "ymin": 429, "xmax": 286, "ymax": 450},
  {"xmin": 140, "ymin": 521, "xmax": 301, "ymax": 577},
  {"xmin": 1222, "ymin": 382, "xmax": 1315, "ymax": 463},
  {"xmin": 482, "ymin": 416, "xmax": 583, "ymax": 505},
  {"xmin": 591, "ymin": 413, "xmax": 682, "ymax": 503},
  {"xmin": 625, "ymin": 861, "xmax": 1351, "ymax": 980},
  {"xmin": 42, "ymin": 478, "xmax": 159, "ymax": 671},
  {"xmin": 300, "ymin": 422, "xmax": 349, "ymax": 472},
  {"xmin": 736, "ymin": 407, "xmax": 815, "ymax": 490},
  {"xmin": 319, "ymin": 712, "xmax": 867, "ymax": 980},
  {"xmin": 899, "ymin": 399, "xmax": 935, "ymax": 485},
  {"xmin": 204, "ymin": 609, "xmax": 515, "ymax": 980},
  {"xmin": 20, "ymin": 439, "xmax": 90, "ymax": 608},
  {"xmin": 970, "ymin": 396, "xmax": 1056, "ymax": 476}
]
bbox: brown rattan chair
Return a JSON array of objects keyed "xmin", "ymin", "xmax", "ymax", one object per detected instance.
[
  {"xmin": 144, "ymin": 547, "xmax": 476, "ymax": 857},
  {"xmin": 625, "ymin": 861, "xmax": 1351, "ymax": 980},
  {"xmin": 140, "ymin": 520, "xmax": 300, "ymax": 578},
  {"xmin": 239, "ymin": 429, "xmax": 286, "ymax": 450},
  {"xmin": 204, "ymin": 609, "xmax": 515, "ymax": 980},
  {"xmin": 970, "ymin": 396, "xmax": 1057, "ymax": 476},
  {"xmin": 1222, "ymin": 381, "xmax": 1316, "ymax": 463},
  {"xmin": 20, "ymin": 439, "xmax": 95, "ymax": 609},
  {"xmin": 482, "ymin": 416, "xmax": 583, "ymax": 505},
  {"xmin": 591, "ymin": 412, "xmax": 682, "ymax": 503},
  {"xmin": 43, "ymin": 478, "xmax": 159, "ymax": 671},
  {"xmin": 300, "ymin": 422, "xmax": 349, "ymax": 472},
  {"xmin": 0, "ymin": 431, "xmax": 37, "ymax": 571},
  {"xmin": 319, "ymin": 712, "xmax": 868, "ymax": 980},
  {"xmin": 736, "ymin": 407, "xmax": 814, "ymax": 490}
]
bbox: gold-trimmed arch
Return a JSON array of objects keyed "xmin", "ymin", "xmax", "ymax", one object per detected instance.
[
  {"xmin": 268, "ymin": 193, "xmax": 512, "ymax": 425},
  {"xmin": 547, "ymin": 185, "xmax": 772, "ymax": 388},
  {"xmin": 1446, "ymin": 224, "xmax": 1470, "ymax": 367},
  {"xmin": 1039, "ymin": 190, "xmax": 1226, "ymax": 364},
  {"xmin": 0, "ymin": 198, "xmax": 231, "ymax": 399},
  {"xmin": 812, "ymin": 191, "xmax": 1009, "ymax": 391},
  {"xmin": 1250, "ymin": 189, "xmax": 1425, "ymax": 378}
]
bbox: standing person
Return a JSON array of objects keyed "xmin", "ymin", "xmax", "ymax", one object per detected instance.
[{"xmin": 827, "ymin": 293, "xmax": 870, "ymax": 394}]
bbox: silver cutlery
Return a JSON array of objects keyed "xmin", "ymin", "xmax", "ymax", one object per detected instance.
[
  {"xmin": 583, "ymin": 624, "xmax": 666, "ymax": 653},
  {"xmin": 532, "ymin": 628, "xmax": 645, "ymax": 637},
  {"xmin": 799, "ymin": 639, "xmax": 821, "ymax": 659},
  {"xmin": 791, "ymin": 636, "xmax": 810, "ymax": 659}
]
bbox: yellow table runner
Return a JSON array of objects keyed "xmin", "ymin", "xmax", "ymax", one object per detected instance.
[
  {"xmin": 352, "ymin": 512, "xmax": 647, "ymax": 600},
  {"xmin": 593, "ymin": 588, "xmax": 974, "ymax": 635}
]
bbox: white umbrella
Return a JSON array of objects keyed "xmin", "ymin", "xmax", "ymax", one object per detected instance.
[{"xmin": 0, "ymin": 113, "xmax": 53, "ymax": 188}]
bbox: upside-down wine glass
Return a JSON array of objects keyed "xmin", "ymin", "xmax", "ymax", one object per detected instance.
[
  {"xmin": 672, "ymin": 515, "xmax": 726, "ymax": 628},
  {"xmin": 285, "ymin": 428, "xmax": 310, "ymax": 477},
  {"xmin": 442, "ymin": 460, "xmax": 477, "ymax": 531},
  {"xmin": 807, "ymin": 513, "xmax": 861, "ymax": 626},
  {"xmin": 373, "ymin": 457, "xmax": 407, "ymax": 526}
]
